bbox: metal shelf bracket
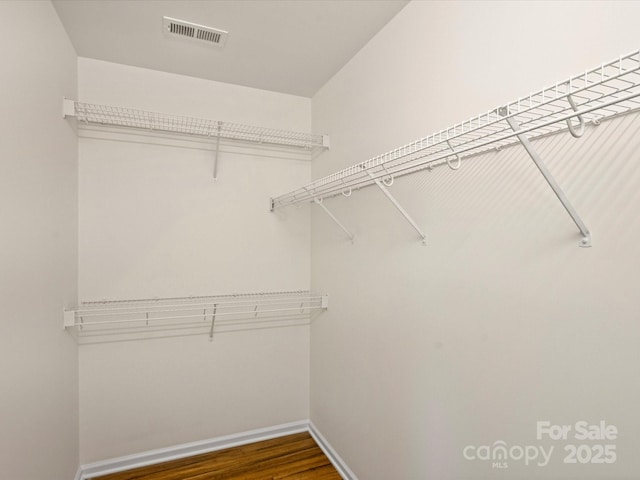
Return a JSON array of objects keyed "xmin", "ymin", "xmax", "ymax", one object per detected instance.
[
  {"xmin": 213, "ymin": 121, "xmax": 222, "ymax": 180},
  {"xmin": 313, "ymin": 198, "xmax": 354, "ymax": 243},
  {"xmin": 501, "ymin": 107, "xmax": 592, "ymax": 248},
  {"xmin": 365, "ymin": 169, "xmax": 427, "ymax": 245},
  {"xmin": 209, "ymin": 304, "xmax": 217, "ymax": 341}
]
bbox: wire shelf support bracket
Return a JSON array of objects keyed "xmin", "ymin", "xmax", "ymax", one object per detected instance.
[
  {"xmin": 313, "ymin": 197, "xmax": 355, "ymax": 243},
  {"xmin": 213, "ymin": 121, "xmax": 222, "ymax": 180},
  {"xmin": 501, "ymin": 108, "xmax": 591, "ymax": 247},
  {"xmin": 365, "ymin": 169, "xmax": 427, "ymax": 245},
  {"xmin": 269, "ymin": 50, "xmax": 640, "ymax": 246}
]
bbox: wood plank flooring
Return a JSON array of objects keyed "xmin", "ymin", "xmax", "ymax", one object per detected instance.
[{"xmin": 91, "ymin": 432, "xmax": 342, "ymax": 480}]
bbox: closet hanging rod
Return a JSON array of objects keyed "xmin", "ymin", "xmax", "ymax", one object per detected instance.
[
  {"xmin": 270, "ymin": 49, "xmax": 640, "ymax": 209},
  {"xmin": 63, "ymin": 99, "xmax": 330, "ymax": 150}
]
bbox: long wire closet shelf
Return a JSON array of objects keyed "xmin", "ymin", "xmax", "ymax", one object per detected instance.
[
  {"xmin": 63, "ymin": 99, "xmax": 329, "ymax": 150},
  {"xmin": 270, "ymin": 50, "xmax": 640, "ymax": 210},
  {"xmin": 64, "ymin": 290, "xmax": 328, "ymax": 341}
]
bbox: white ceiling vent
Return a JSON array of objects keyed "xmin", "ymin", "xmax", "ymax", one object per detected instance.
[{"xmin": 163, "ymin": 16, "xmax": 228, "ymax": 47}]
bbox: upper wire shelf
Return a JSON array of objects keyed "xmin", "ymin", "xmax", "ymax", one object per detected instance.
[
  {"xmin": 271, "ymin": 50, "xmax": 640, "ymax": 209},
  {"xmin": 64, "ymin": 290, "xmax": 328, "ymax": 341},
  {"xmin": 63, "ymin": 100, "xmax": 329, "ymax": 150}
]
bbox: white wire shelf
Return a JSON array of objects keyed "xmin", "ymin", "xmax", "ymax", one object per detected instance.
[
  {"xmin": 64, "ymin": 290, "xmax": 328, "ymax": 340},
  {"xmin": 271, "ymin": 50, "xmax": 640, "ymax": 209},
  {"xmin": 63, "ymin": 100, "xmax": 329, "ymax": 150}
]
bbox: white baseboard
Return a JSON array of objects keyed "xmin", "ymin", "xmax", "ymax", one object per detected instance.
[
  {"xmin": 74, "ymin": 419, "xmax": 356, "ymax": 480},
  {"xmin": 75, "ymin": 420, "xmax": 308, "ymax": 480},
  {"xmin": 309, "ymin": 421, "xmax": 359, "ymax": 480}
]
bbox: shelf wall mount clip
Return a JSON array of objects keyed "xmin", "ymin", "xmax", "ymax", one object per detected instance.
[
  {"xmin": 499, "ymin": 107, "xmax": 592, "ymax": 248},
  {"xmin": 63, "ymin": 310, "xmax": 75, "ymax": 328},
  {"xmin": 62, "ymin": 98, "xmax": 75, "ymax": 118}
]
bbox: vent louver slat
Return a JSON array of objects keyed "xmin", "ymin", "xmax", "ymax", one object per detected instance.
[
  {"xmin": 197, "ymin": 29, "xmax": 221, "ymax": 43},
  {"xmin": 170, "ymin": 22, "xmax": 195, "ymax": 38}
]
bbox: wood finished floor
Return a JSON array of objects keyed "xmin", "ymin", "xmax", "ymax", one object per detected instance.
[{"xmin": 91, "ymin": 432, "xmax": 342, "ymax": 480}]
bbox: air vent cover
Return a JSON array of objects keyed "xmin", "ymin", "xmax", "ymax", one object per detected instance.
[{"xmin": 163, "ymin": 16, "xmax": 228, "ymax": 47}]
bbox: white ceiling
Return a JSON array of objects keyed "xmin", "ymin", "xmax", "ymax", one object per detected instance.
[{"xmin": 52, "ymin": 0, "xmax": 408, "ymax": 97}]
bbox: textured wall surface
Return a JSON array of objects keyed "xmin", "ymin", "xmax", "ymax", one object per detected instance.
[
  {"xmin": 77, "ymin": 58, "xmax": 313, "ymax": 463},
  {"xmin": 0, "ymin": 2, "xmax": 79, "ymax": 479},
  {"xmin": 310, "ymin": 1, "xmax": 640, "ymax": 478}
]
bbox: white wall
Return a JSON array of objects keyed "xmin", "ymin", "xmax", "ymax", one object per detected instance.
[
  {"xmin": 77, "ymin": 59, "xmax": 313, "ymax": 462},
  {"xmin": 310, "ymin": 1, "xmax": 640, "ymax": 479},
  {"xmin": 0, "ymin": 2, "xmax": 79, "ymax": 480}
]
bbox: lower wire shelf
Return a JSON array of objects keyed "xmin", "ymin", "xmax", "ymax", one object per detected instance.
[{"xmin": 64, "ymin": 290, "xmax": 328, "ymax": 342}]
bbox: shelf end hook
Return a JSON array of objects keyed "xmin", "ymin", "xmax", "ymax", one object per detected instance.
[
  {"xmin": 566, "ymin": 94, "xmax": 585, "ymax": 138},
  {"xmin": 445, "ymin": 139, "xmax": 462, "ymax": 170}
]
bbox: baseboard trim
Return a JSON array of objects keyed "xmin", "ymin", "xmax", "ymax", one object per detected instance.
[
  {"xmin": 308, "ymin": 421, "xmax": 359, "ymax": 480},
  {"xmin": 75, "ymin": 420, "xmax": 308, "ymax": 480},
  {"xmin": 74, "ymin": 420, "xmax": 356, "ymax": 480}
]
